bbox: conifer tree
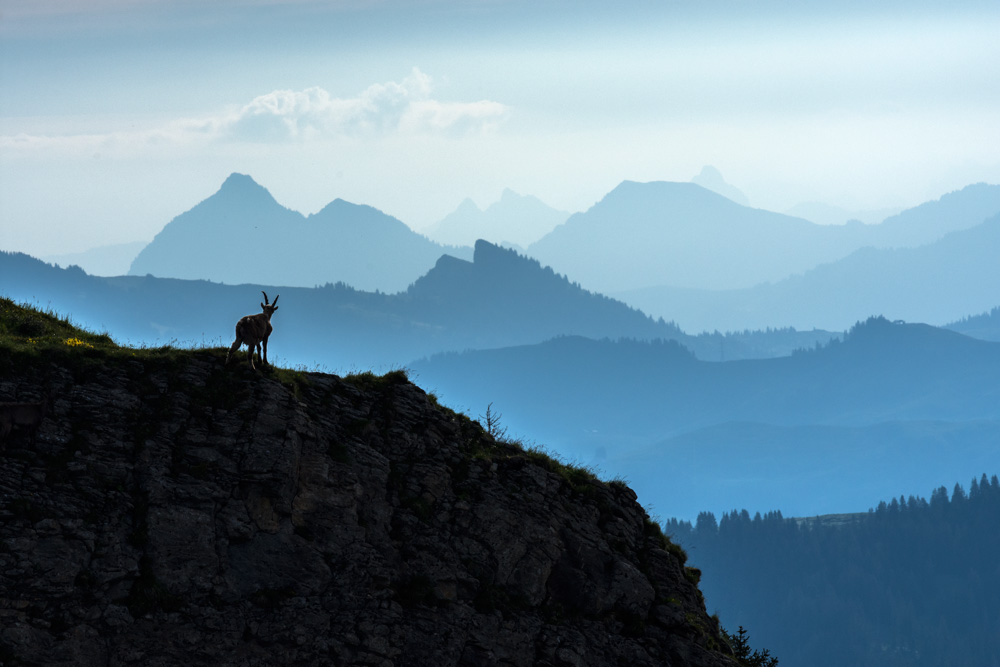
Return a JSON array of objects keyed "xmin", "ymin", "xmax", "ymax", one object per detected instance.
[{"xmin": 726, "ymin": 626, "xmax": 779, "ymax": 667}]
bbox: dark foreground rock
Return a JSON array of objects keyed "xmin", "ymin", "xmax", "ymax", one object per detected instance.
[{"xmin": 1, "ymin": 346, "xmax": 737, "ymax": 666}]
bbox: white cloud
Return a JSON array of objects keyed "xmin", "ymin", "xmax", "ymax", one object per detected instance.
[
  {"xmin": 220, "ymin": 68, "xmax": 507, "ymax": 142},
  {"xmin": 0, "ymin": 69, "xmax": 509, "ymax": 153}
]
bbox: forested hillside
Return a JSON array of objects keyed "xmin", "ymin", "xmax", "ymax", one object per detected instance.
[{"xmin": 666, "ymin": 476, "xmax": 1000, "ymax": 667}]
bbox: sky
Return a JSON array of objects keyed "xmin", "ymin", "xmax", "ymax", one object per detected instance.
[{"xmin": 2, "ymin": 0, "xmax": 999, "ymax": 257}]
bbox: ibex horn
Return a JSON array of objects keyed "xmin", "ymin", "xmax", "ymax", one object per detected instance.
[
  {"xmin": 261, "ymin": 291, "xmax": 269, "ymax": 305},
  {"xmin": 272, "ymin": 294, "xmax": 279, "ymax": 306}
]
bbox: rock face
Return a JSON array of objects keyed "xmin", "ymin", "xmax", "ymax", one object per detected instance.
[{"xmin": 0, "ymin": 347, "xmax": 737, "ymax": 666}]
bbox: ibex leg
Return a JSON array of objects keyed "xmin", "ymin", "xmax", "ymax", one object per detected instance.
[{"xmin": 227, "ymin": 337, "xmax": 243, "ymax": 364}]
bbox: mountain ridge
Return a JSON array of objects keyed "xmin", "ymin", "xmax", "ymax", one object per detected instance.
[
  {"xmin": 424, "ymin": 188, "xmax": 569, "ymax": 248},
  {"xmin": 411, "ymin": 318, "xmax": 1000, "ymax": 520},
  {"xmin": 528, "ymin": 180, "xmax": 1000, "ymax": 295},
  {"xmin": 128, "ymin": 173, "xmax": 472, "ymax": 293},
  {"xmin": 528, "ymin": 180, "xmax": 856, "ymax": 292},
  {"xmin": 616, "ymin": 212, "xmax": 1000, "ymax": 332},
  {"xmin": 411, "ymin": 316, "xmax": 1000, "ymax": 452},
  {"xmin": 2, "ymin": 245, "xmax": 838, "ymax": 369}
]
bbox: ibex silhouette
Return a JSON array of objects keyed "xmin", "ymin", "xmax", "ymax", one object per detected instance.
[{"xmin": 227, "ymin": 291, "xmax": 279, "ymax": 370}]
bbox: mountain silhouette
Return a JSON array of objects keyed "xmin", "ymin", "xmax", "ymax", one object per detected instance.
[
  {"xmin": 128, "ymin": 173, "xmax": 471, "ymax": 292},
  {"xmin": 691, "ymin": 166, "xmax": 749, "ymax": 206},
  {"xmin": 412, "ymin": 318, "xmax": 1000, "ymax": 518},
  {"xmin": 869, "ymin": 182, "xmax": 1000, "ymax": 247},
  {"xmin": 2, "ymin": 243, "xmax": 836, "ymax": 369},
  {"xmin": 618, "ymin": 212, "xmax": 1000, "ymax": 332},
  {"xmin": 412, "ymin": 317, "xmax": 1000, "ymax": 448},
  {"xmin": 43, "ymin": 240, "xmax": 147, "ymax": 277},
  {"xmin": 783, "ymin": 201, "xmax": 899, "ymax": 226},
  {"xmin": 527, "ymin": 180, "xmax": 858, "ymax": 292},
  {"xmin": 424, "ymin": 188, "xmax": 569, "ymax": 248},
  {"xmin": 528, "ymin": 180, "xmax": 1000, "ymax": 295},
  {"xmin": 947, "ymin": 306, "xmax": 1000, "ymax": 342}
]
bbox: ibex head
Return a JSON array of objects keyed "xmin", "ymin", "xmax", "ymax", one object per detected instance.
[{"xmin": 260, "ymin": 291, "xmax": 280, "ymax": 318}]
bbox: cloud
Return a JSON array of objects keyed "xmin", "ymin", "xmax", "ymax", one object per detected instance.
[
  {"xmin": 0, "ymin": 69, "xmax": 509, "ymax": 154},
  {"xmin": 221, "ymin": 68, "xmax": 508, "ymax": 142}
]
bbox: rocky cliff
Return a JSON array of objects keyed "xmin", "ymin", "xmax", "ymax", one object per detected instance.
[{"xmin": 0, "ymin": 303, "xmax": 738, "ymax": 666}]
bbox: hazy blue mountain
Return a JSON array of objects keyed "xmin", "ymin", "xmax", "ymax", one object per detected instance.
[
  {"xmin": 399, "ymin": 243, "xmax": 838, "ymax": 360},
  {"xmin": 3, "ymin": 244, "xmax": 836, "ymax": 368},
  {"xmin": 784, "ymin": 201, "xmax": 899, "ymax": 226},
  {"xmin": 946, "ymin": 306, "xmax": 1000, "ymax": 342},
  {"xmin": 411, "ymin": 318, "xmax": 1000, "ymax": 519},
  {"xmin": 528, "ymin": 180, "xmax": 1000, "ymax": 295},
  {"xmin": 781, "ymin": 183, "xmax": 999, "ymax": 242},
  {"xmin": 691, "ymin": 165, "xmax": 749, "ymax": 206},
  {"xmin": 867, "ymin": 182, "xmax": 1000, "ymax": 247},
  {"xmin": 411, "ymin": 317, "xmax": 1000, "ymax": 453},
  {"xmin": 617, "ymin": 420, "xmax": 1000, "ymax": 522},
  {"xmin": 8, "ymin": 250, "xmax": 997, "ymax": 520},
  {"xmin": 128, "ymin": 173, "xmax": 471, "ymax": 293},
  {"xmin": 617, "ymin": 213, "xmax": 1000, "ymax": 332},
  {"xmin": 0, "ymin": 244, "xmax": 670, "ymax": 370},
  {"xmin": 384, "ymin": 240, "xmax": 684, "ymax": 352},
  {"xmin": 43, "ymin": 240, "xmax": 147, "ymax": 277},
  {"xmin": 527, "ymin": 180, "xmax": 861, "ymax": 292},
  {"xmin": 424, "ymin": 188, "xmax": 569, "ymax": 248}
]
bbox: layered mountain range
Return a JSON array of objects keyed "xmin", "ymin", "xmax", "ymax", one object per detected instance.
[
  {"xmin": 422, "ymin": 188, "xmax": 569, "ymax": 248},
  {"xmin": 101, "ymin": 172, "xmax": 1000, "ymax": 334},
  {"xmin": 0, "ymin": 244, "xmax": 837, "ymax": 370},
  {"xmin": 4, "ymin": 173, "xmax": 999, "ymax": 523},
  {"xmin": 527, "ymin": 180, "xmax": 1000, "ymax": 295},
  {"xmin": 618, "ymin": 211, "xmax": 1000, "ymax": 332},
  {"xmin": 411, "ymin": 318, "xmax": 1000, "ymax": 518}
]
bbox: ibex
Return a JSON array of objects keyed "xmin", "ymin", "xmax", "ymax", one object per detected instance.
[
  {"xmin": 0, "ymin": 398, "xmax": 47, "ymax": 446},
  {"xmin": 227, "ymin": 291, "xmax": 279, "ymax": 370}
]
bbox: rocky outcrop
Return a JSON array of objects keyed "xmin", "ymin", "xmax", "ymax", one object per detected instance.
[{"xmin": 0, "ymin": 345, "xmax": 737, "ymax": 666}]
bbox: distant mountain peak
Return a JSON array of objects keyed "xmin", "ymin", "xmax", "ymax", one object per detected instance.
[
  {"xmin": 691, "ymin": 166, "xmax": 750, "ymax": 206},
  {"xmin": 472, "ymin": 239, "xmax": 534, "ymax": 268},
  {"xmin": 426, "ymin": 191, "xmax": 568, "ymax": 248},
  {"xmin": 431, "ymin": 252, "xmax": 473, "ymax": 273},
  {"xmin": 218, "ymin": 172, "xmax": 267, "ymax": 195},
  {"xmin": 128, "ymin": 173, "xmax": 466, "ymax": 291},
  {"xmin": 454, "ymin": 198, "xmax": 482, "ymax": 215},
  {"xmin": 314, "ymin": 197, "xmax": 361, "ymax": 216},
  {"xmin": 498, "ymin": 188, "xmax": 524, "ymax": 203},
  {"xmin": 221, "ymin": 172, "xmax": 256, "ymax": 187},
  {"xmin": 212, "ymin": 172, "xmax": 280, "ymax": 207},
  {"xmin": 599, "ymin": 179, "xmax": 735, "ymax": 208},
  {"xmin": 474, "ymin": 238, "xmax": 507, "ymax": 257}
]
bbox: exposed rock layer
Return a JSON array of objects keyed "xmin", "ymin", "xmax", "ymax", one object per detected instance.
[{"xmin": 1, "ymin": 348, "xmax": 737, "ymax": 666}]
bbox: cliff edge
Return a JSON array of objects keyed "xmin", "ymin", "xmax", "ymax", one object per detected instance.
[{"xmin": 0, "ymin": 300, "xmax": 737, "ymax": 666}]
